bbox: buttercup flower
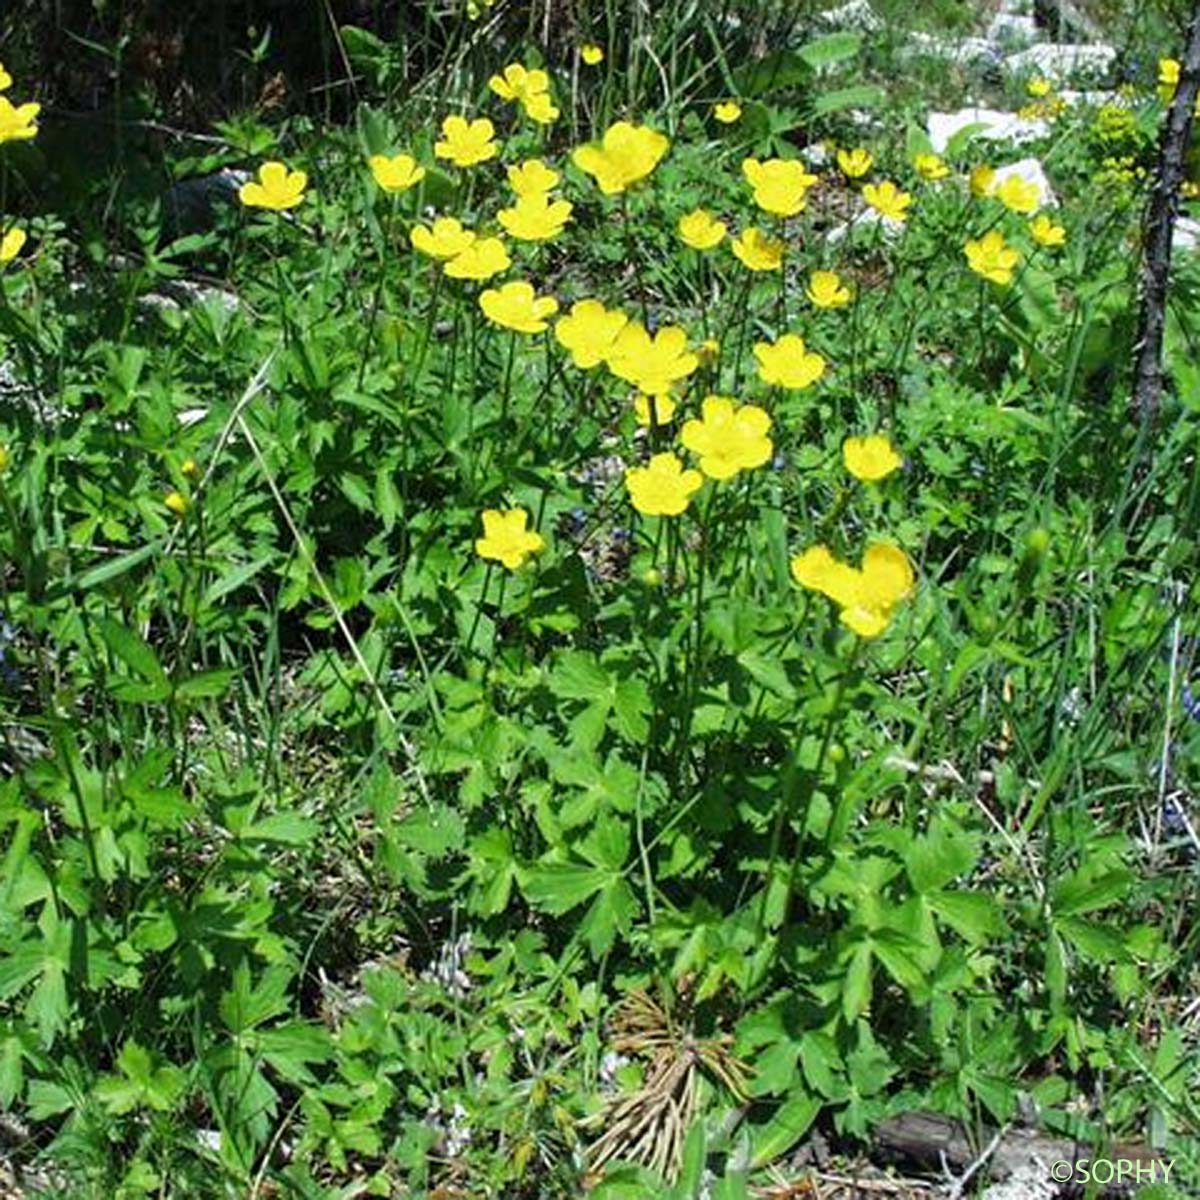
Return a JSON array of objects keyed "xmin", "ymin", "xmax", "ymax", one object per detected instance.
[
  {"xmin": 489, "ymin": 63, "xmax": 559, "ymax": 124},
  {"xmin": 555, "ymin": 299, "xmax": 628, "ymax": 369},
  {"xmin": 743, "ymin": 157, "xmax": 818, "ymax": 217},
  {"xmin": 475, "ymin": 508, "xmax": 545, "ymax": 569},
  {"xmin": 1159, "ymin": 57, "xmax": 1180, "ymax": 104},
  {"xmin": 843, "ymin": 433, "xmax": 902, "ymax": 482},
  {"xmin": 681, "ymin": 395, "xmax": 773, "ymax": 480},
  {"xmin": 581, "ymin": 44, "xmax": 604, "ymax": 65},
  {"xmin": 837, "ymin": 147, "xmax": 873, "ymax": 178},
  {"xmin": 964, "ymin": 229, "xmax": 1019, "ymax": 286},
  {"xmin": 731, "ymin": 227, "xmax": 784, "ymax": 271},
  {"xmin": 498, "ymin": 192, "xmax": 573, "ymax": 241},
  {"xmin": 0, "ymin": 63, "xmax": 11, "ymax": 91},
  {"xmin": 165, "ymin": 491, "xmax": 190, "ymax": 517},
  {"xmin": 754, "ymin": 334, "xmax": 826, "ymax": 390},
  {"xmin": 369, "ymin": 153, "xmax": 425, "ymax": 193},
  {"xmin": 182, "ymin": 458, "xmax": 199, "ymax": 479},
  {"xmin": 698, "ymin": 338, "xmax": 720, "ymax": 366},
  {"xmin": 0, "ymin": 96, "xmax": 39, "ymax": 144},
  {"xmin": 412, "ymin": 216, "xmax": 476, "ymax": 259},
  {"xmin": 862, "ymin": 180, "xmax": 912, "ymax": 222},
  {"xmin": 435, "ymin": 115, "xmax": 499, "ymax": 167},
  {"xmin": 573, "ymin": 121, "xmax": 670, "ymax": 194},
  {"xmin": 678, "ymin": 209, "xmax": 727, "ymax": 251},
  {"xmin": 714, "ymin": 100, "xmax": 742, "ymax": 124},
  {"xmin": 625, "ymin": 452, "xmax": 703, "ymax": 516},
  {"xmin": 791, "ymin": 542, "xmax": 915, "ymax": 638},
  {"xmin": 239, "ymin": 161, "xmax": 308, "ymax": 210},
  {"xmin": 634, "ymin": 392, "xmax": 677, "ymax": 426},
  {"xmin": 1027, "ymin": 76, "xmax": 1052, "ymax": 98},
  {"xmin": 0, "ymin": 227, "xmax": 26, "ymax": 265},
  {"xmin": 608, "ymin": 322, "xmax": 699, "ymax": 396},
  {"xmin": 914, "ymin": 153, "xmax": 950, "ymax": 181},
  {"xmin": 1029, "ymin": 214, "xmax": 1066, "ymax": 247},
  {"xmin": 507, "ymin": 158, "xmax": 560, "ymax": 196},
  {"xmin": 444, "ymin": 237, "xmax": 511, "ymax": 281},
  {"xmin": 806, "ymin": 270, "xmax": 851, "ymax": 309},
  {"xmin": 480, "ymin": 280, "xmax": 558, "ymax": 333},
  {"xmin": 0, "ymin": 444, "xmax": 7, "ymax": 471},
  {"xmin": 994, "ymin": 174, "xmax": 1041, "ymax": 214},
  {"xmin": 969, "ymin": 164, "xmax": 996, "ymax": 198}
]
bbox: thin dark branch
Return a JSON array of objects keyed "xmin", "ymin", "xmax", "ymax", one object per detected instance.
[{"xmin": 1132, "ymin": 1, "xmax": 1200, "ymax": 432}]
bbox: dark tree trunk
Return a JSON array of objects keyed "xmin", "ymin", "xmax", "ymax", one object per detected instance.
[{"xmin": 1132, "ymin": 2, "xmax": 1200, "ymax": 431}]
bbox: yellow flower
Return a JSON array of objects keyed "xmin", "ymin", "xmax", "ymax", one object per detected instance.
[
  {"xmin": 444, "ymin": 236, "xmax": 511, "ymax": 281},
  {"xmin": 555, "ymin": 299, "xmax": 628, "ymax": 369},
  {"xmin": 489, "ymin": 64, "xmax": 559, "ymax": 124},
  {"xmin": 1027, "ymin": 77, "xmax": 1052, "ymax": 98},
  {"xmin": 914, "ymin": 152, "xmax": 950, "ymax": 181},
  {"xmin": 572, "ymin": 121, "xmax": 670, "ymax": 195},
  {"xmin": 862, "ymin": 180, "xmax": 912, "ymax": 222},
  {"xmin": 0, "ymin": 62, "xmax": 10, "ymax": 91},
  {"xmin": 607, "ymin": 322, "xmax": 699, "ymax": 396},
  {"xmin": 411, "ymin": 216, "xmax": 476, "ymax": 259},
  {"xmin": 507, "ymin": 158, "xmax": 560, "ymax": 196},
  {"xmin": 994, "ymin": 174, "xmax": 1041, "ymax": 214},
  {"xmin": 964, "ymin": 229, "xmax": 1019, "ymax": 286},
  {"xmin": 582, "ymin": 44, "xmax": 604, "ymax": 66},
  {"xmin": 238, "ymin": 161, "xmax": 308, "ymax": 210},
  {"xmin": 497, "ymin": 192, "xmax": 574, "ymax": 241},
  {"xmin": 791, "ymin": 542, "xmax": 915, "ymax": 638},
  {"xmin": 475, "ymin": 508, "xmax": 545, "ymax": 569},
  {"xmin": 754, "ymin": 333, "xmax": 826, "ymax": 390},
  {"xmin": 806, "ymin": 269, "xmax": 851, "ymax": 309},
  {"xmin": 0, "ymin": 97, "xmax": 38, "ymax": 144},
  {"xmin": 165, "ymin": 491, "xmax": 190, "ymax": 517},
  {"xmin": 681, "ymin": 395, "xmax": 773, "ymax": 480},
  {"xmin": 479, "ymin": 280, "xmax": 558, "ymax": 333},
  {"xmin": 742, "ymin": 157, "xmax": 818, "ymax": 217},
  {"xmin": 731, "ymin": 227, "xmax": 784, "ymax": 271},
  {"xmin": 698, "ymin": 338, "xmax": 720, "ymax": 365},
  {"xmin": 0, "ymin": 444, "xmax": 8, "ymax": 471},
  {"xmin": 837, "ymin": 147, "xmax": 873, "ymax": 178},
  {"xmin": 435, "ymin": 115, "xmax": 499, "ymax": 167},
  {"xmin": 678, "ymin": 209, "xmax": 727, "ymax": 250},
  {"xmin": 843, "ymin": 433, "xmax": 902, "ymax": 482},
  {"xmin": 714, "ymin": 100, "xmax": 742, "ymax": 124},
  {"xmin": 625, "ymin": 452, "xmax": 703, "ymax": 516},
  {"xmin": 369, "ymin": 153, "xmax": 425, "ymax": 194},
  {"xmin": 0, "ymin": 227, "xmax": 26, "ymax": 265},
  {"xmin": 181, "ymin": 458, "xmax": 199, "ymax": 479},
  {"xmin": 969, "ymin": 164, "xmax": 996, "ymax": 198},
  {"xmin": 634, "ymin": 392, "xmax": 677, "ymax": 426},
  {"xmin": 1029, "ymin": 214, "xmax": 1066, "ymax": 248},
  {"xmin": 1159, "ymin": 57, "xmax": 1180, "ymax": 104}
]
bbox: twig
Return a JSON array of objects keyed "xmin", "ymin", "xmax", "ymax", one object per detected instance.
[
  {"xmin": 945, "ymin": 1125, "xmax": 1006, "ymax": 1199},
  {"xmin": 1131, "ymin": 0, "xmax": 1200, "ymax": 432}
]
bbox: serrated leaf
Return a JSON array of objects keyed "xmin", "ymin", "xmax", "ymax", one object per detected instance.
[
  {"xmin": 239, "ymin": 812, "xmax": 319, "ymax": 845},
  {"xmin": 797, "ymin": 31, "xmax": 862, "ymax": 69},
  {"xmin": 97, "ymin": 618, "xmax": 166, "ymax": 684}
]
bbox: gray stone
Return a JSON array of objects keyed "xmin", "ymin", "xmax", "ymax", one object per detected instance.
[
  {"xmin": 1004, "ymin": 42, "xmax": 1116, "ymax": 81},
  {"xmin": 927, "ymin": 107, "xmax": 1049, "ymax": 154}
]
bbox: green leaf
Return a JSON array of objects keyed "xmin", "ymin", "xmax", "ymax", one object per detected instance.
[
  {"xmin": 520, "ymin": 862, "xmax": 609, "ymax": 915},
  {"xmin": 737, "ymin": 649, "xmax": 796, "ymax": 700},
  {"xmin": 202, "ymin": 555, "xmax": 276, "ymax": 607},
  {"xmin": 549, "ymin": 651, "xmax": 611, "ymax": 701},
  {"xmin": 749, "ymin": 1090, "xmax": 821, "ymax": 1168},
  {"xmin": 842, "ymin": 942, "xmax": 873, "ymax": 1022},
  {"xmin": 97, "ymin": 618, "xmax": 167, "ymax": 684},
  {"xmin": 812, "ymin": 84, "xmax": 885, "ymax": 116},
  {"xmin": 239, "ymin": 812, "xmax": 319, "ymax": 845},
  {"xmin": 1053, "ymin": 867, "xmax": 1133, "ymax": 916},
  {"xmin": 797, "ymin": 31, "xmax": 862, "ymax": 69},
  {"xmin": 175, "ymin": 669, "xmax": 237, "ymax": 701}
]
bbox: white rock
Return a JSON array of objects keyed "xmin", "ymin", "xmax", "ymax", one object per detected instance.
[
  {"xmin": 987, "ymin": 13, "xmax": 1038, "ymax": 49},
  {"xmin": 819, "ymin": 0, "xmax": 882, "ymax": 32},
  {"xmin": 1058, "ymin": 88, "xmax": 1122, "ymax": 107},
  {"xmin": 825, "ymin": 207, "xmax": 905, "ymax": 246},
  {"xmin": 1004, "ymin": 42, "xmax": 1116, "ymax": 81},
  {"xmin": 904, "ymin": 31, "xmax": 997, "ymax": 67},
  {"xmin": 177, "ymin": 408, "xmax": 210, "ymax": 427},
  {"xmin": 801, "ymin": 143, "xmax": 830, "ymax": 167},
  {"xmin": 992, "ymin": 157, "xmax": 1057, "ymax": 208},
  {"xmin": 927, "ymin": 107, "xmax": 1050, "ymax": 154},
  {"xmin": 1174, "ymin": 217, "xmax": 1200, "ymax": 253}
]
